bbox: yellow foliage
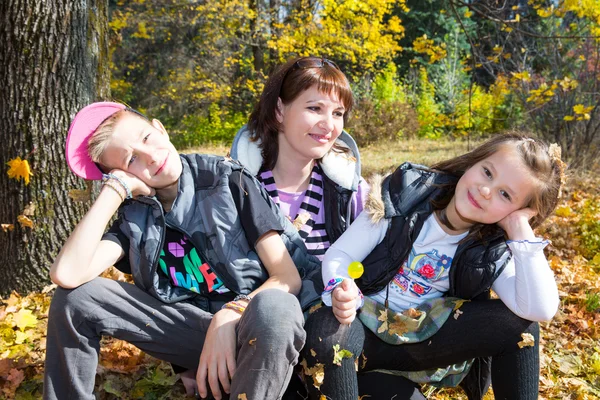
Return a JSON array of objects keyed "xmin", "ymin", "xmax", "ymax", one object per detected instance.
[
  {"xmin": 413, "ymin": 35, "xmax": 447, "ymax": 64},
  {"xmin": 6, "ymin": 157, "xmax": 32, "ymax": 185}
]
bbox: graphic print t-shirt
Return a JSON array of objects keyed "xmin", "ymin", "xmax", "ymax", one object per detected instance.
[
  {"xmin": 158, "ymin": 228, "xmax": 229, "ymax": 294},
  {"xmin": 370, "ymin": 214, "xmax": 469, "ymax": 312}
]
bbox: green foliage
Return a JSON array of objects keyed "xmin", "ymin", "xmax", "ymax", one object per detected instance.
[
  {"xmin": 169, "ymin": 103, "xmax": 248, "ymax": 148},
  {"xmin": 577, "ymin": 198, "xmax": 600, "ymax": 260},
  {"xmin": 585, "ymin": 291, "xmax": 600, "ymax": 313}
]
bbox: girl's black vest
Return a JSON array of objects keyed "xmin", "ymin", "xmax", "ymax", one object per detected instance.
[
  {"xmin": 356, "ymin": 162, "xmax": 510, "ymax": 301},
  {"xmin": 322, "ymin": 172, "xmax": 355, "ymax": 245}
]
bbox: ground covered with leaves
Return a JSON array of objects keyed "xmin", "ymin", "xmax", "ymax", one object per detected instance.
[{"xmin": 1, "ymin": 156, "xmax": 599, "ymax": 399}]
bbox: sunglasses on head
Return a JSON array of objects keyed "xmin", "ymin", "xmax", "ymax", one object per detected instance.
[{"xmin": 291, "ymin": 57, "xmax": 340, "ymax": 71}]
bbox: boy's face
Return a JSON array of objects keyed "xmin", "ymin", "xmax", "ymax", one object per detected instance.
[{"xmin": 99, "ymin": 113, "xmax": 182, "ymax": 189}]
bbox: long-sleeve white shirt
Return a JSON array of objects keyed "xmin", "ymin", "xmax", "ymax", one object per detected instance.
[{"xmin": 322, "ymin": 212, "xmax": 560, "ymax": 322}]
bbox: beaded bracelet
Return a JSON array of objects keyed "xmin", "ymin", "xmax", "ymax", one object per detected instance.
[
  {"xmin": 102, "ymin": 180, "xmax": 126, "ymax": 202},
  {"xmin": 102, "ymin": 173, "xmax": 132, "ymax": 199},
  {"xmin": 221, "ymin": 301, "xmax": 246, "ymax": 314},
  {"xmin": 233, "ymin": 294, "xmax": 252, "ymax": 303}
]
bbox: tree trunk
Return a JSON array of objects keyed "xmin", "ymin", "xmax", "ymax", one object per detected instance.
[{"xmin": 0, "ymin": 0, "xmax": 110, "ymax": 296}]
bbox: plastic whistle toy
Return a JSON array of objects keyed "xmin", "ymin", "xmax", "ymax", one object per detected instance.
[{"xmin": 347, "ymin": 261, "xmax": 364, "ymax": 280}]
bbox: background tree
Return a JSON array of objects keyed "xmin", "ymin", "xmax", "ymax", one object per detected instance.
[{"xmin": 0, "ymin": 0, "xmax": 111, "ymax": 295}]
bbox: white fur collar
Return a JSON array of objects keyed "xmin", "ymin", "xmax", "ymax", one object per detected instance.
[{"xmin": 231, "ymin": 126, "xmax": 360, "ymax": 190}]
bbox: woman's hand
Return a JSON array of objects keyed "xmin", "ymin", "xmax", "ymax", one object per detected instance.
[
  {"xmin": 332, "ymin": 278, "xmax": 359, "ymax": 325},
  {"xmin": 497, "ymin": 207, "xmax": 537, "ymax": 241},
  {"xmin": 196, "ymin": 308, "xmax": 240, "ymax": 400},
  {"xmin": 108, "ymin": 169, "xmax": 155, "ymax": 197}
]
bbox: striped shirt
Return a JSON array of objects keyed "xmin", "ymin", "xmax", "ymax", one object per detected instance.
[{"xmin": 258, "ymin": 165, "xmax": 330, "ymax": 259}]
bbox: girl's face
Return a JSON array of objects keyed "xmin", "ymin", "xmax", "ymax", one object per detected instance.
[
  {"xmin": 276, "ymin": 86, "xmax": 346, "ymax": 163},
  {"xmin": 99, "ymin": 113, "xmax": 182, "ymax": 189},
  {"xmin": 451, "ymin": 145, "xmax": 536, "ymax": 227}
]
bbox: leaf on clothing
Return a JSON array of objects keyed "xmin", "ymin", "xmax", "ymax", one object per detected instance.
[
  {"xmin": 292, "ymin": 212, "xmax": 311, "ymax": 230},
  {"xmin": 377, "ymin": 309, "xmax": 388, "ymax": 333},
  {"xmin": 300, "ymin": 359, "xmax": 325, "ymax": 390},
  {"xmin": 6, "ymin": 157, "xmax": 33, "ymax": 185},
  {"xmin": 1, "ymin": 224, "xmax": 14, "ymax": 232},
  {"xmin": 453, "ymin": 299, "xmax": 470, "ymax": 311},
  {"xmin": 13, "ymin": 309, "xmax": 38, "ymax": 331},
  {"xmin": 319, "ymin": 396, "xmax": 327, "ymax": 400},
  {"xmin": 238, "ymin": 394, "xmax": 248, "ymax": 400},
  {"xmin": 518, "ymin": 332, "xmax": 535, "ymax": 348},
  {"xmin": 388, "ymin": 314, "xmax": 410, "ymax": 337},
  {"xmin": 309, "ymin": 302, "xmax": 323, "ymax": 314},
  {"xmin": 249, "ymin": 338, "xmax": 257, "ymax": 346},
  {"xmin": 402, "ymin": 307, "xmax": 422, "ymax": 318},
  {"xmin": 332, "ymin": 344, "xmax": 353, "ymax": 366},
  {"xmin": 453, "ymin": 309, "xmax": 463, "ymax": 320},
  {"xmin": 17, "ymin": 215, "xmax": 34, "ymax": 229},
  {"xmin": 360, "ymin": 351, "xmax": 368, "ymax": 370},
  {"xmin": 310, "ymin": 348, "xmax": 316, "ymax": 357}
]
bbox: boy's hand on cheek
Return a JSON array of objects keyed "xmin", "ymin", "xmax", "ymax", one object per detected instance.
[
  {"xmin": 332, "ymin": 278, "xmax": 358, "ymax": 325},
  {"xmin": 497, "ymin": 207, "xmax": 537, "ymax": 241},
  {"xmin": 109, "ymin": 169, "xmax": 155, "ymax": 197}
]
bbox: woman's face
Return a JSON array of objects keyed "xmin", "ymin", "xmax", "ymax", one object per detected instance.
[
  {"xmin": 276, "ymin": 86, "xmax": 346, "ymax": 164},
  {"xmin": 99, "ymin": 113, "xmax": 182, "ymax": 189}
]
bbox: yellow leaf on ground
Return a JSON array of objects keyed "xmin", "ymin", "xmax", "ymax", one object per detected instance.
[
  {"xmin": 13, "ymin": 309, "xmax": 38, "ymax": 331},
  {"xmin": 6, "ymin": 157, "xmax": 33, "ymax": 185},
  {"xmin": 518, "ymin": 332, "xmax": 535, "ymax": 348},
  {"xmin": 17, "ymin": 215, "xmax": 34, "ymax": 229}
]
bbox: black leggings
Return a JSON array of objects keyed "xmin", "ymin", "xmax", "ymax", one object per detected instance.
[{"xmin": 302, "ymin": 299, "xmax": 539, "ymax": 400}]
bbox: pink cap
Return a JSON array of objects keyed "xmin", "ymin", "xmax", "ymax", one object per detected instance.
[{"xmin": 65, "ymin": 102, "xmax": 126, "ymax": 180}]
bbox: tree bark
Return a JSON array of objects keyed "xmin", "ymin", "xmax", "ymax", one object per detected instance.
[{"xmin": 0, "ymin": 0, "xmax": 110, "ymax": 295}]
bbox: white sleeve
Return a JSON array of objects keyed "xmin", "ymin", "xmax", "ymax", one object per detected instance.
[
  {"xmin": 492, "ymin": 239, "xmax": 559, "ymax": 321},
  {"xmin": 322, "ymin": 211, "xmax": 389, "ymax": 287}
]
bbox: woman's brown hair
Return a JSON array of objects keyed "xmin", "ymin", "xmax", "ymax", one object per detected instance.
[
  {"xmin": 247, "ymin": 56, "xmax": 354, "ymax": 170},
  {"xmin": 430, "ymin": 131, "xmax": 565, "ymax": 240}
]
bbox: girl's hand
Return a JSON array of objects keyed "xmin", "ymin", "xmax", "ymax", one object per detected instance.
[
  {"xmin": 108, "ymin": 169, "xmax": 155, "ymax": 197},
  {"xmin": 332, "ymin": 278, "xmax": 359, "ymax": 325},
  {"xmin": 497, "ymin": 207, "xmax": 537, "ymax": 241},
  {"xmin": 196, "ymin": 308, "xmax": 240, "ymax": 400}
]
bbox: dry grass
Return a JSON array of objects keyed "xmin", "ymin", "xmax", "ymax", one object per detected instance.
[{"xmin": 184, "ymin": 138, "xmax": 483, "ymax": 178}]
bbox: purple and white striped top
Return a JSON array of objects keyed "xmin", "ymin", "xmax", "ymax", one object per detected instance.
[{"xmin": 258, "ymin": 165, "xmax": 330, "ymax": 259}]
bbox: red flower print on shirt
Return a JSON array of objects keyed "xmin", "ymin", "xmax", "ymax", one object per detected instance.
[
  {"xmin": 418, "ymin": 263, "xmax": 436, "ymax": 279},
  {"xmin": 412, "ymin": 283, "xmax": 425, "ymax": 295}
]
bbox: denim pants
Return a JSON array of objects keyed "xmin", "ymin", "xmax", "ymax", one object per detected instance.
[
  {"xmin": 43, "ymin": 278, "xmax": 305, "ymax": 400},
  {"xmin": 302, "ymin": 299, "xmax": 540, "ymax": 400}
]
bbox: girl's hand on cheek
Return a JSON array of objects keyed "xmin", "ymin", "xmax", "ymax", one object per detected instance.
[
  {"xmin": 497, "ymin": 207, "xmax": 537, "ymax": 241},
  {"xmin": 109, "ymin": 169, "xmax": 156, "ymax": 197}
]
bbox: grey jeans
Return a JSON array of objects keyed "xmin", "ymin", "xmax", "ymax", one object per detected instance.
[{"xmin": 43, "ymin": 278, "xmax": 305, "ymax": 400}]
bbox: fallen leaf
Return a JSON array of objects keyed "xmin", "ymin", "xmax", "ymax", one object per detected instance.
[
  {"xmin": 301, "ymin": 359, "xmax": 325, "ymax": 390},
  {"xmin": 453, "ymin": 299, "xmax": 470, "ymax": 311},
  {"xmin": 6, "ymin": 156, "xmax": 33, "ymax": 185},
  {"xmin": 332, "ymin": 344, "xmax": 353, "ymax": 366},
  {"xmin": 17, "ymin": 215, "xmax": 34, "ymax": 229},
  {"xmin": 518, "ymin": 332, "xmax": 535, "ymax": 348},
  {"xmin": 402, "ymin": 307, "xmax": 422, "ymax": 318},
  {"xmin": 388, "ymin": 314, "xmax": 409, "ymax": 337},
  {"xmin": 309, "ymin": 302, "xmax": 322, "ymax": 314},
  {"xmin": 1, "ymin": 224, "xmax": 14, "ymax": 232},
  {"xmin": 238, "ymin": 394, "xmax": 247, "ymax": 400},
  {"xmin": 377, "ymin": 309, "xmax": 388, "ymax": 333},
  {"xmin": 13, "ymin": 308, "xmax": 38, "ymax": 331},
  {"xmin": 453, "ymin": 309, "xmax": 463, "ymax": 320},
  {"xmin": 249, "ymin": 338, "xmax": 257, "ymax": 346},
  {"xmin": 310, "ymin": 349, "xmax": 316, "ymax": 357},
  {"xmin": 360, "ymin": 352, "xmax": 367, "ymax": 370}
]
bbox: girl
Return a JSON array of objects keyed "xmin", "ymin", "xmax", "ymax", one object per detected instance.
[
  {"xmin": 303, "ymin": 133, "xmax": 563, "ymax": 399},
  {"xmin": 44, "ymin": 102, "xmax": 322, "ymax": 400},
  {"xmin": 231, "ymin": 56, "xmax": 369, "ymax": 261}
]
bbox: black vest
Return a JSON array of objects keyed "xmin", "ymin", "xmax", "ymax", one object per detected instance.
[
  {"xmin": 356, "ymin": 163, "xmax": 509, "ymax": 300},
  {"xmin": 321, "ymin": 172, "xmax": 355, "ymax": 245}
]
